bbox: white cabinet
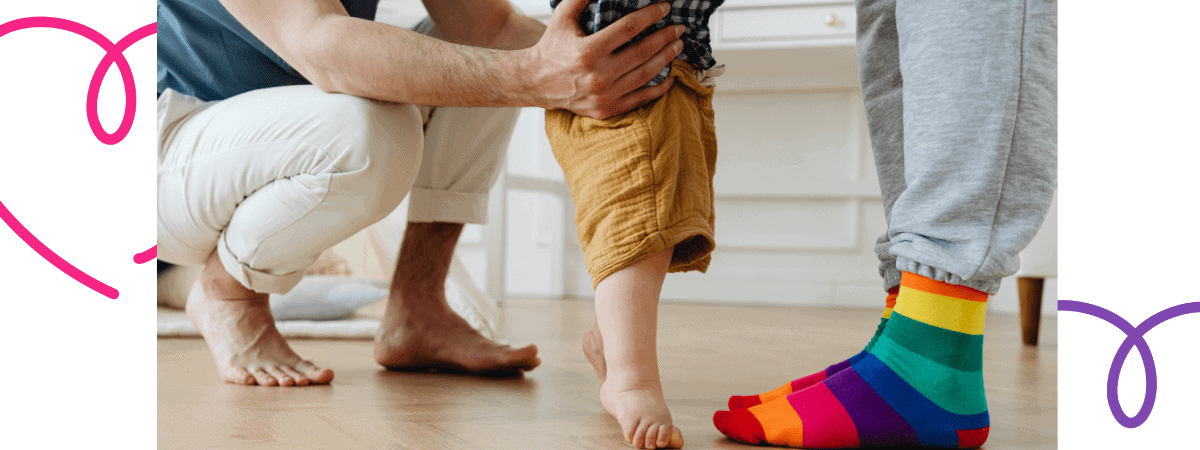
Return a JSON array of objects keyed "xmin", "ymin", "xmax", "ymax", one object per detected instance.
[{"xmin": 716, "ymin": 3, "xmax": 855, "ymax": 48}]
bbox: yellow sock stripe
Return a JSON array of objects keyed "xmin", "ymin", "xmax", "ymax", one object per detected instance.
[
  {"xmin": 882, "ymin": 286, "xmax": 900, "ymax": 319},
  {"xmin": 893, "ymin": 287, "xmax": 987, "ymax": 335}
]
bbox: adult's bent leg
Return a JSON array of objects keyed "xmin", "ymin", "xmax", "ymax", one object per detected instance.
[{"xmin": 158, "ymin": 85, "xmax": 426, "ymax": 385}]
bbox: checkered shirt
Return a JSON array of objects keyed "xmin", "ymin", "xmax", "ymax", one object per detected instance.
[{"xmin": 549, "ymin": 0, "xmax": 724, "ymax": 86}]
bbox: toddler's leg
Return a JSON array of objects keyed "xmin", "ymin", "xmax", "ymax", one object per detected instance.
[{"xmin": 593, "ymin": 247, "xmax": 684, "ymax": 449}]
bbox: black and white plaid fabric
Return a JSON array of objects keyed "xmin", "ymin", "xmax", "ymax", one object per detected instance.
[{"xmin": 550, "ymin": 0, "xmax": 724, "ymax": 86}]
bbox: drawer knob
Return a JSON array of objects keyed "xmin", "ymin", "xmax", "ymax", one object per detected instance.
[{"xmin": 825, "ymin": 14, "xmax": 839, "ymax": 26}]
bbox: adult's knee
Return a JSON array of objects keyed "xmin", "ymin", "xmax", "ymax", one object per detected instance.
[{"xmin": 325, "ymin": 96, "xmax": 425, "ymax": 221}]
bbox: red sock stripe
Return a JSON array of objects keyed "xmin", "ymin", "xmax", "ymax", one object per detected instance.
[
  {"xmin": 713, "ymin": 409, "xmax": 767, "ymax": 444},
  {"xmin": 957, "ymin": 426, "xmax": 990, "ymax": 448}
]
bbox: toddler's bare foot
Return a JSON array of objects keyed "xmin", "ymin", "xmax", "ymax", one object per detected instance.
[
  {"xmin": 582, "ymin": 321, "xmax": 607, "ymax": 382},
  {"xmin": 187, "ymin": 252, "xmax": 334, "ymax": 386},
  {"xmin": 600, "ymin": 380, "xmax": 685, "ymax": 449}
]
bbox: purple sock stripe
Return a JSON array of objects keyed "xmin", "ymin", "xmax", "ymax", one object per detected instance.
[
  {"xmin": 825, "ymin": 351, "xmax": 864, "ymax": 377},
  {"xmin": 824, "ymin": 367, "xmax": 919, "ymax": 447}
]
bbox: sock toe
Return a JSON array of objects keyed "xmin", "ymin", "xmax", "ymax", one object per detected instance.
[
  {"xmin": 713, "ymin": 409, "xmax": 766, "ymax": 444},
  {"xmin": 727, "ymin": 395, "xmax": 763, "ymax": 410}
]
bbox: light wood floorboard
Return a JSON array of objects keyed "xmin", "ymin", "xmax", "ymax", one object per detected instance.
[{"xmin": 159, "ymin": 297, "xmax": 1057, "ymax": 449}]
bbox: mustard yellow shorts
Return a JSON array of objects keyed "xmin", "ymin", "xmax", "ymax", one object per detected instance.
[{"xmin": 546, "ymin": 59, "xmax": 721, "ymax": 287}]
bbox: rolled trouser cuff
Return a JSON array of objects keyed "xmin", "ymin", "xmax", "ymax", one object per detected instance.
[
  {"xmin": 217, "ymin": 234, "xmax": 304, "ymax": 294},
  {"xmin": 406, "ymin": 187, "xmax": 491, "ymax": 224}
]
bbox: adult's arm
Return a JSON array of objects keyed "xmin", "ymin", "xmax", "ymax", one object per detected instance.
[{"xmin": 218, "ymin": 0, "xmax": 685, "ymax": 119}]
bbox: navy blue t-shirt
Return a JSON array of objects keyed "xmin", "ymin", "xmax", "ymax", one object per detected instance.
[{"xmin": 156, "ymin": 0, "xmax": 380, "ymax": 101}]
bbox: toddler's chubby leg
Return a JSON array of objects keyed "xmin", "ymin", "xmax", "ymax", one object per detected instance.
[
  {"xmin": 547, "ymin": 59, "xmax": 718, "ymax": 448},
  {"xmin": 592, "ymin": 246, "xmax": 684, "ymax": 449}
]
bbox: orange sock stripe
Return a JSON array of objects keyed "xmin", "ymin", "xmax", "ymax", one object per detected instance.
[
  {"xmin": 749, "ymin": 397, "xmax": 805, "ymax": 447},
  {"xmin": 760, "ymin": 382, "xmax": 795, "ymax": 403},
  {"xmin": 884, "ymin": 286, "xmax": 900, "ymax": 318},
  {"xmin": 901, "ymin": 273, "xmax": 987, "ymax": 302}
]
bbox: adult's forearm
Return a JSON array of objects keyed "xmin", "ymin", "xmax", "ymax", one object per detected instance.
[
  {"xmin": 310, "ymin": 15, "xmax": 534, "ymax": 108},
  {"xmin": 223, "ymin": 0, "xmax": 683, "ymax": 118}
]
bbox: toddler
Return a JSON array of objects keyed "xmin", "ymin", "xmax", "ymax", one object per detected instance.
[{"xmin": 545, "ymin": 0, "xmax": 725, "ymax": 448}]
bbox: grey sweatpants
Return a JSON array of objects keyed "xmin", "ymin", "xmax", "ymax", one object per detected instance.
[{"xmin": 857, "ymin": 0, "xmax": 1057, "ymax": 294}]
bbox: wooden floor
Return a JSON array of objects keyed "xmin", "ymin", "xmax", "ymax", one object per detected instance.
[{"xmin": 158, "ymin": 297, "xmax": 1057, "ymax": 449}]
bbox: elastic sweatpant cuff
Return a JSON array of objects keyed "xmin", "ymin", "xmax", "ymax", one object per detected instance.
[{"xmin": 894, "ymin": 257, "xmax": 1000, "ymax": 295}]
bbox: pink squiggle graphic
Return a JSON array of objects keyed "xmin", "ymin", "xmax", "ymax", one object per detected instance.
[
  {"xmin": 0, "ymin": 17, "xmax": 157, "ymax": 299},
  {"xmin": 134, "ymin": 247, "xmax": 157, "ymax": 264},
  {"xmin": 0, "ymin": 204, "xmax": 120, "ymax": 299}
]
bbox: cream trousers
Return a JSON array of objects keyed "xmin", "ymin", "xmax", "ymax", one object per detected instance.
[{"xmin": 157, "ymin": 65, "xmax": 518, "ymax": 294}]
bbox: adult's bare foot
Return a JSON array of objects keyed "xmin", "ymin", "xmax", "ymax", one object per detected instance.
[
  {"xmin": 374, "ymin": 221, "xmax": 540, "ymax": 377},
  {"xmin": 373, "ymin": 300, "xmax": 541, "ymax": 377},
  {"xmin": 583, "ymin": 321, "xmax": 607, "ymax": 382},
  {"xmin": 186, "ymin": 252, "xmax": 334, "ymax": 386}
]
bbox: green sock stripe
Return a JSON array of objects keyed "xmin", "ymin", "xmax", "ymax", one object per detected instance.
[
  {"xmin": 872, "ymin": 335, "xmax": 988, "ymax": 416},
  {"xmin": 885, "ymin": 313, "xmax": 983, "ymax": 371},
  {"xmin": 862, "ymin": 317, "xmax": 889, "ymax": 353}
]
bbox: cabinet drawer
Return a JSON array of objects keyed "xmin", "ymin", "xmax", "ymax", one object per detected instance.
[{"xmin": 719, "ymin": 5, "xmax": 855, "ymax": 42}]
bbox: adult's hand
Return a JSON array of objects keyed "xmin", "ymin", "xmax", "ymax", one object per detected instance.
[{"xmin": 522, "ymin": 0, "xmax": 685, "ymax": 119}]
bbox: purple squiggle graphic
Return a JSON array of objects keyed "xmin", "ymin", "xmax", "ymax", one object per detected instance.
[{"xmin": 1058, "ymin": 300, "xmax": 1200, "ymax": 428}]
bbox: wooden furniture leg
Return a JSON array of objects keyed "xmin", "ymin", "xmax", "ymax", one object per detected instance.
[{"xmin": 1017, "ymin": 276, "xmax": 1045, "ymax": 346}]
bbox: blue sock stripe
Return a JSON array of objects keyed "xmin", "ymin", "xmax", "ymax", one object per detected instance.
[{"xmin": 853, "ymin": 354, "xmax": 990, "ymax": 447}]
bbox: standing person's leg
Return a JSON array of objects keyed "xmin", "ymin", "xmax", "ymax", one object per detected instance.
[
  {"xmin": 726, "ymin": 0, "xmax": 905, "ymax": 410},
  {"xmin": 887, "ymin": 0, "xmax": 1056, "ymax": 292},
  {"xmin": 715, "ymin": 0, "xmax": 1056, "ymax": 447},
  {"xmin": 158, "ymin": 85, "xmax": 427, "ymax": 386},
  {"xmin": 859, "ymin": 0, "xmax": 906, "ymax": 293}
]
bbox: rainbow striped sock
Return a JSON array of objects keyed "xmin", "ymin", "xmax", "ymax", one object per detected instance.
[
  {"xmin": 714, "ymin": 272, "xmax": 990, "ymax": 448},
  {"xmin": 727, "ymin": 287, "xmax": 900, "ymax": 410}
]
